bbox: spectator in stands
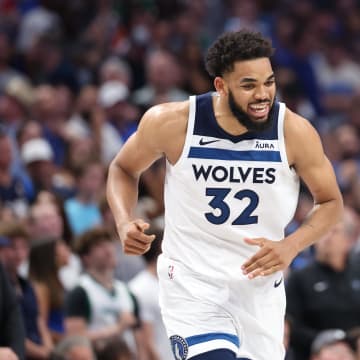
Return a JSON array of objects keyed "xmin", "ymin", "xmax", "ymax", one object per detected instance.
[
  {"xmin": 21, "ymin": 137, "xmax": 54, "ymax": 191},
  {"xmin": 50, "ymin": 335, "xmax": 95, "ymax": 360},
  {"xmin": 284, "ymin": 314, "xmax": 296, "ymax": 360},
  {"xmin": 286, "ymin": 207, "xmax": 360, "ymax": 360},
  {"xmin": 29, "ymin": 237, "xmax": 69, "ymax": 343},
  {"xmin": 64, "ymin": 160, "xmax": 104, "ymax": 236},
  {"xmin": 0, "ymin": 261, "xmax": 25, "ymax": 359},
  {"xmin": 0, "ymin": 76, "xmax": 34, "ymax": 178},
  {"xmin": 0, "ymin": 221, "xmax": 53, "ymax": 358},
  {"xmin": 0, "ymin": 28, "xmax": 22, "ymax": 92},
  {"xmin": 20, "ymin": 137, "xmax": 73, "ymax": 200},
  {"xmin": 0, "ymin": 130, "xmax": 34, "ymax": 218},
  {"xmin": 17, "ymin": 120, "xmax": 43, "ymax": 148},
  {"xmin": 97, "ymin": 336, "xmax": 134, "ymax": 360},
  {"xmin": 99, "ymin": 57, "xmax": 133, "ymax": 89},
  {"xmin": 132, "ymin": 49, "xmax": 188, "ymax": 110},
  {"xmin": 312, "ymin": 38, "xmax": 360, "ymax": 113},
  {"xmin": 31, "ymin": 84, "xmax": 70, "ymax": 166},
  {"xmin": 310, "ymin": 329, "xmax": 356, "ymax": 360},
  {"xmin": 65, "ymin": 227, "xmax": 138, "ymax": 353},
  {"xmin": 98, "ymin": 80, "xmax": 139, "ymax": 142},
  {"xmin": 347, "ymin": 327, "xmax": 360, "ymax": 360},
  {"xmin": 94, "ymin": 80, "xmax": 140, "ymax": 164},
  {"xmin": 27, "ymin": 198, "xmax": 81, "ymax": 291}
]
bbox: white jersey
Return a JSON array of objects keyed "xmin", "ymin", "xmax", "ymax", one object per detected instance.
[{"xmin": 163, "ymin": 93, "xmax": 299, "ymax": 280}]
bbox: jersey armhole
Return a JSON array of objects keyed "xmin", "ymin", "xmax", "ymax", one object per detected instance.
[
  {"xmin": 167, "ymin": 95, "xmax": 196, "ymax": 169},
  {"xmin": 277, "ymin": 103, "xmax": 297, "ymax": 177}
]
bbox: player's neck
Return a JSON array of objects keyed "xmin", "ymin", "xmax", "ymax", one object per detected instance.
[{"xmin": 212, "ymin": 94, "xmax": 248, "ymax": 136}]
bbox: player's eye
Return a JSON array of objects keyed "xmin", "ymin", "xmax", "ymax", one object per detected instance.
[
  {"xmin": 241, "ymin": 84, "xmax": 255, "ymax": 90},
  {"xmin": 265, "ymin": 80, "xmax": 275, "ymax": 87}
]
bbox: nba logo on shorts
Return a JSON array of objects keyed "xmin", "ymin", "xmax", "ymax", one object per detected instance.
[
  {"xmin": 170, "ymin": 335, "xmax": 188, "ymax": 360},
  {"xmin": 168, "ymin": 265, "xmax": 175, "ymax": 279}
]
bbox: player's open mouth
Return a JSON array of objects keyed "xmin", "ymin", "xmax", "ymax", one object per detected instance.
[{"xmin": 248, "ymin": 103, "xmax": 270, "ymax": 118}]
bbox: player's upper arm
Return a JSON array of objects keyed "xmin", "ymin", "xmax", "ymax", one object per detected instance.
[{"xmin": 285, "ymin": 109, "xmax": 342, "ymax": 205}]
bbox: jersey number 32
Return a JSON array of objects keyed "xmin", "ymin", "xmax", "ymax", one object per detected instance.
[{"xmin": 205, "ymin": 188, "xmax": 259, "ymax": 225}]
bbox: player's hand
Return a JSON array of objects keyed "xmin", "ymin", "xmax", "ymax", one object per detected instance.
[
  {"xmin": 241, "ymin": 237, "xmax": 298, "ymax": 279},
  {"xmin": 0, "ymin": 348, "xmax": 18, "ymax": 360},
  {"xmin": 118, "ymin": 219, "xmax": 156, "ymax": 255}
]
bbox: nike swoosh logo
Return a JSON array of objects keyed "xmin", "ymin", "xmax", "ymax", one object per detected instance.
[
  {"xmin": 274, "ymin": 277, "xmax": 283, "ymax": 288},
  {"xmin": 199, "ymin": 138, "xmax": 220, "ymax": 146}
]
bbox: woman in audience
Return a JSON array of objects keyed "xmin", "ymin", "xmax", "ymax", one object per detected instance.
[{"xmin": 29, "ymin": 237, "xmax": 70, "ymax": 343}]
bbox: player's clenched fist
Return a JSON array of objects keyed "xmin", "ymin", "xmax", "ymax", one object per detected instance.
[{"xmin": 118, "ymin": 219, "xmax": 156, "ymax": 255}]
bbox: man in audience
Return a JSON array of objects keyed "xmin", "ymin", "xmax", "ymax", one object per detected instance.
[
  {"xmin": 310, "ymin": 329, "xmax": 356, "ymax": 360},
  {"xmin": 286, "ymin": 207, "xmax": 360, "ymax": 360},
  {"xmin": 0, "ymin": 261, "xmax": 25, "ymax": 359},
  {"xmin": 64, "ymin": 227, "xmax": 138, "ymax": 353}
]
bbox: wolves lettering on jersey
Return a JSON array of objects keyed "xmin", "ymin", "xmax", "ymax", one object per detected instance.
[
  {"xmin": 192, "ymin": 164, "xmax": 276, "ymax": 184},
  {"xmin": 162, "ymin": 92, "xmax": 299, "ymax": 279}
]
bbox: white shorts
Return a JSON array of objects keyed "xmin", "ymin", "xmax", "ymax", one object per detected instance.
[{"xmin": 157, "ymin": 254, "xmax": 286, "ymax": 360}]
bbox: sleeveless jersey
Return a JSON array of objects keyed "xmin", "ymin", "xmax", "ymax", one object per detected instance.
[
  {"xmin": 78, "ymin": 273, "xmax": 134, "ymax": 330},
  {"xmin": 78, "ymin": 273, "xmax": 137, "ymax": 351},
  {"xmin": 162, "ymin": 93, "xmax": 300, "ymax": 281}
]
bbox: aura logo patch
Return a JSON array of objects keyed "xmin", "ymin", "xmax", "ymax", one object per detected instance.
[
  {"xmin": 170, "ymin": 335, "xmax": 188, "ymax": 360},
  {"xmin": 253, "ymin": 140, "xmax": 277, "ymax": 150}
]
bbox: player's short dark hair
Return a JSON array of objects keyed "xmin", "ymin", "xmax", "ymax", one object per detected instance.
[{"xmin": 205, "ymin": 29, "xmax": 274, "ymax": 77}]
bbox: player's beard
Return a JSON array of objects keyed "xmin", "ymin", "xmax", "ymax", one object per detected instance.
[{"xmin": 228, "ymin": 90, "xmax": 275, "ymax": 132}]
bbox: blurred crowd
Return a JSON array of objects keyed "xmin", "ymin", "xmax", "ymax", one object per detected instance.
[{"xmin": 0, "ymin": 0, "xmax": 359, "ymax": 359}]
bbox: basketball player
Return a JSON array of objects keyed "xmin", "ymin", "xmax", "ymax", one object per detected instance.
[{"xmin": 106, "ymin": 30, "xmax": 343, "ymax": 360}]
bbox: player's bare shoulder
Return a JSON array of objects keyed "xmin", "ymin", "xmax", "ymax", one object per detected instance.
[
  {"xmin": 283, "ymin": 107, "xmax": 324, "ymax": 170},
  {"xmin": 146, "ymin": 100, "xmax": 189, "ymax": 134},
  {"xmin": 138, "ymin": 100, "xmax": 189, "ymax": 163}
]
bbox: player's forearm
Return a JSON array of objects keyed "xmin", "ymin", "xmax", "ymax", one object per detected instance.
[
  {"xmin": 106, "ymin": 159, "xmax": 140, "ymax": 226},
  {"xmin": 284, "ymin": 196, "xmax": 343, "ymax": 254}
]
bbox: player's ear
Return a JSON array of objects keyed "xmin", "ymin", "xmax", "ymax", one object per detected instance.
[{"xmin": 214, "ymin": 77, "xmax": 228, "ymax": 96}]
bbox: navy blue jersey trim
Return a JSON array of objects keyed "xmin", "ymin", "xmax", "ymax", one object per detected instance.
[
  {"xmin": 193, "ymin": 93, "xmax": 280, "ymax": 142},
  {"xmin": 188, "ymin": 147, "xmax": 281, "ymax": 162},
  {"xmin": 186, "ymin": 332, "xmax": 239, "ymax": 347}
]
